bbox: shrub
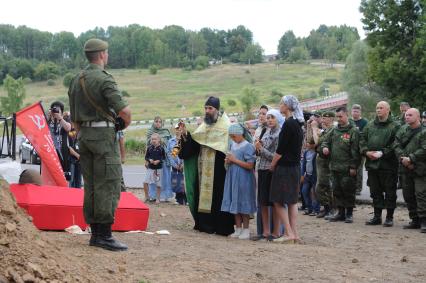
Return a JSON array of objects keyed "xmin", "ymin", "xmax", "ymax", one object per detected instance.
[
  {"xmin": 182, "ymin": 66, "xmax": 192, "ymax": 72},
  {"xmin": 125, "ymin": 139, "xmax": 146, "ymax": 154},
  {"xmin": 47, "ymin": 79, "xmax": 55, "ymax": 86},
  {"xmin": 271, "ymin": 89, "xmax": 283, "ymax": 98},
  {"xmin": 227, "ymin": 99, "xmax": 237, "ymax": 106},
  {"xmin": 121, "ymin": 90, "xmax": 130, "ymax": 97},
  {"xmin": 195, "ymin": 64, "xmax": 204, "ymax": 71},
  {"xmin": 245, "ymin": 69, "xmax": 250, "ymax": 74},
  {"xmin": 34, "ymin": 62, "xmax": 60, "ymax": 81},
  {"xmin": 323, "ymin": 78, "xmax": 337, "ymax": 83},
  {"xmin": 194, "ymin": 56, "xmax": 209, "ymax": 69},
  {"xmin": 22, "ymin": 77, "xmax": 32, "ymax": 84},
  {"xmin": 250, "ymin": 78, "xmax": 256, "ymax": 85},
  {"xmin": 319, "ymin": 84, "xmax": 330, "ymax": 96},
  {"xmin": 149, "ymin": 65, "xmax": 158, "ymax": 75},
  {"xmin": 63, "ymin": 73, "xmax": 74, "ymax": 88}
]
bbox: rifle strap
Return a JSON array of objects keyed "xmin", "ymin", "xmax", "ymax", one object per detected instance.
[{"xmin": 79, "ymin": 71, "xmax": 115, "ymax": 123}]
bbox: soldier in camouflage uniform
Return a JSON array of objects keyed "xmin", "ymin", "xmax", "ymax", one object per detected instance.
[
  {"xmin": 321, "ymin": 107, "xmax": 360, "ymax": 223},
  {"xmin": 312, "ymin": 111, "xmax": 335, "ymax": 219},
  {"xmin": 360, "ymin": 101, "xmax": 399, "ymax": 227},
  {"xmin": 68, "ymin": 38, "xmax": 132, "ymax": 251},
  {"xmin": 393, "ymin": 108, "xmax": 426, "ymax": 233}
]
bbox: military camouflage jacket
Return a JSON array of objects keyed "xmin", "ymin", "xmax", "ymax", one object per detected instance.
[
  {"xmin": 321, "ymin": 123, "xmax": 361, "ymax": 173},
  {"xmin": 393, "ymin": 124, "xmax": 426, "ymax": 176},
  {"xmin": 68, "ymin": 63, "xmax": 128, "ymax": 123},
  {"xmin": 360, "ymin": 116, "xmax": 399, "ymax": 172}
]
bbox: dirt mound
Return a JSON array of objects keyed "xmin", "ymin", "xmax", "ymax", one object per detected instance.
[{"xmin": 0, "ymin": 180, "xmax": 96, "ymax": 283}]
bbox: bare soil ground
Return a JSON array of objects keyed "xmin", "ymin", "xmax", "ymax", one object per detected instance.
[{"xmin": 1, "ymin": 183, "xmax": 426, "ymax": 283}]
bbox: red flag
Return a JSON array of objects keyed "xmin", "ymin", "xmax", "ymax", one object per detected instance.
[{"xmin": 15, "ymin": 102, "xmax": 68, "ymax": 187}]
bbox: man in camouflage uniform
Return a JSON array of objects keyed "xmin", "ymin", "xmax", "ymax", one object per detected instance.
[
  {"xmin": 321, "ymin": 107, "xmax": 360, "ymax": 223},
  {"xmin": 68, "ymin": 38, "xmax": 132, "ymax": 250},
  {"xmin": 393, "ymin": 108, "xmax": 426, "ymax": 233},
  {"xmin": 312, "ymin": 111, "xmax": 335, "ymax": 219},
  {"xmin": 360, "ymin": 101, "xmax": 399, "ymax": 227}
]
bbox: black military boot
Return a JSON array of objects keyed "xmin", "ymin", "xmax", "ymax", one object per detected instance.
[
  {"xmin": 329, "ymin": 207, "xmax": 345, "ymax": 222},
  {"xmin": 403, "ymin": 218, "xmax": 420, "ymax": 229},
  {"xmin": 345, "ymin": 207, "xmax": 353, "ymax": 223},
  {"xmin": 383, "ymin": 208, "xmax": 394, "ymax": 227},
  {"xmin": 316, "ymin": 205, "xmax": 330, "ymax": 218},
  {"xmin": 366, "ymin": 208, "xmax": 382, "ymax": 225},
  {"xmin": 92, "ymin": 223, "xmax": 128, "ymax": 251},
  {"xmin": 89, "ymin": 223, "xmax": 98, "ymax": 246},
  {"xmin": 420, "ymin": 218, "xmax": 426, "ymax": 233}
]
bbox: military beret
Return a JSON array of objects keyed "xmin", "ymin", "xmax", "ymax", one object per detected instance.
[
  {"xmin": 322, "ymin": 111, "xmax": 335, "ymax": 118},
  {"xmin": 84, "ymin": 38, "xmax": 108, "ymax": 52}
]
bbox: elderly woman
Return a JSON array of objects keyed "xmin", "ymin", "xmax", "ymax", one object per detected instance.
[
  {"xmin": 145, "ymin": 116, "xmax": 173, "ymax": 202},
  {"xmin": 269, "ymin": 95, "xmax": 304, "ymax": 243}
]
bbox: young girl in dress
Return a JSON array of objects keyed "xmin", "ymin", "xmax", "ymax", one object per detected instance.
[{"xmin": 221, "ymin": 123, "xmax": 257, "ymax": 240}]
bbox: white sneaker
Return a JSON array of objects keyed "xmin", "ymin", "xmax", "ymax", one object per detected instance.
[
  {"xmin": 229, "ymin": 228, "xmax": 242, "ymax": 238},
  {"xmin": 238, "ymin": 229, "xmax": 250, "ymax": 240}
]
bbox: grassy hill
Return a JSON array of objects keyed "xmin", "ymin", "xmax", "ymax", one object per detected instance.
[{"xmin": 1, "ymin": 62, "xmax": 343, "ymax": 121}]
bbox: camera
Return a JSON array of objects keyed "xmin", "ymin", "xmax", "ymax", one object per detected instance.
[
  {"xmin": 51, "ymin": 106, "xmax": 60, "ymax": 114},
  {"xmin": 64, "ymin": 171, "xmax": 72, "ymax": 181}
]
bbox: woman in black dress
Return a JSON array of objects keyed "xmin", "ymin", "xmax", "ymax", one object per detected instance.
[{"xmin": 270, "ymin": 95, "xmax": 304, "ymax": 243}]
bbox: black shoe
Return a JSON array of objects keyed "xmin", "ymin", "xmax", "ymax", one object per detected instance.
[
  {"xmin": 383, "ymin": 218, "xmax": 393, "ymax": 227},
  {"xmin": 420, "ymin": 218, "xmax": 426, "ymax": 233},
  {"xmin": 329, "ymin": 208, "xmax": 345, "ymax": 222},
  {"xmin": 365, "ymin": 216, "xmax": 382, "ymax": 225},
  {"xmin": 92, "ymin": 224, "xmax": 128, "ymax": 251},
  {"xmin": 403, "ymin": 219, "xmax": 420, "ymax": 229}
]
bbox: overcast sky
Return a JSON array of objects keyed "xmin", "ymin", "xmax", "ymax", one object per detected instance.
[{"xmin": 2, "ymin": 0, "xmax": 365, "ymax": 54}]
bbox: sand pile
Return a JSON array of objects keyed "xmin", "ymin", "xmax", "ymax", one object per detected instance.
[{"xmin": 0, "ymin": 180, "xmax": 96, "ymax": 283}]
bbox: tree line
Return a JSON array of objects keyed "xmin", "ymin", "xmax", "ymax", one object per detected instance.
[
  {"xmin": 277, "ymin": 25, "xmax": 360, "ymax": 63},
  {"xmin": 0, "ymin": 24, "xmax": 264, "ymax": 84},
  {"xmin": 343, "ymin": 0, "xmax": 426, "ymax": 112}
]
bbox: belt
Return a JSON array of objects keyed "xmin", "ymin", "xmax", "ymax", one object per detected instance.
[{"xmin": 81, "ymin": 121, "xmax": 113, "ymax": 127}]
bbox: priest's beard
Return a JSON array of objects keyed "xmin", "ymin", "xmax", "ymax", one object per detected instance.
[{"xmin": 204, "ymin": 112, "xmax": 219, "ymax": 125}]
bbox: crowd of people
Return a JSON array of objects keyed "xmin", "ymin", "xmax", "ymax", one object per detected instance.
[
  {"xmin": 38, "ymin": 37, "xmax": 425, "ymax": 252},
  {"xmin": 164, "ymin": 97, "xmax": 426, "ymax": 244}
]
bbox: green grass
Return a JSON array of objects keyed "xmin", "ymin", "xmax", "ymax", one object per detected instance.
[{"xmin": 0, "ymin": 62, "xmax": 343, "ymax": 121}]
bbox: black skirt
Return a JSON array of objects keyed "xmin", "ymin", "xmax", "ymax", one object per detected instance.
[
  {"xmin": 258, "ymin": 169, "xmax": 273, "ymax": 206},
  {"xmin": 270, "ymin": 165, "xmax": 300, "ymax": 205}
]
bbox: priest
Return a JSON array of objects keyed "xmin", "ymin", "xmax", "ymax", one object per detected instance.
[{"xmin": 178, "ymin": 96, "xmax": 234, "ymax": 235}]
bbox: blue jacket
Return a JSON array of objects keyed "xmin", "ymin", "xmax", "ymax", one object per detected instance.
[{"xmin": 301, "ymin": 149, "xmax": 317, "ymax": 182}]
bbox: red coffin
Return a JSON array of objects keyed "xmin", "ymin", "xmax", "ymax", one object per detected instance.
[{"xmin": 9, "ymin": 184, "xmax": 149, "ymax": 231}]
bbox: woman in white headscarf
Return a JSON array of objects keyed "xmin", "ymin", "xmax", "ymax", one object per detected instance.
[
  {"xmin": 269, "ymin": 95, "xmax": 304, "ymax": 243},
  {"xmin": 252, "ymin": 109, "xmax": 284, "ymax": 240}
]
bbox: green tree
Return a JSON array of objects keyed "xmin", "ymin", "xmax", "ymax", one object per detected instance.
[
  {"xmin": 240, "ymin": 43, "xmax": 263, "ymax": 64},
  {"xmin": 239, "ymin": 87, "xmax": 259, "ymax": 119},
  {"xmin": 288, "ymin": 46, "xmax": 310, "ymax": 63},
  {"xmin": 278, "ymin": 30, "xmax": 297, "ymax": 59},
  {"xmin": 360, "ymin": 0, "xmax": 425, "ymax": 108},
  {"xmin": 1, "ymin": 75, "xmax": 25, "ymax": 115},
  {"xmin": 34, "ymin": 61, "xmax": 60, "ymax": 81},
  {"xmin": 342, "ymin": 40, "xmax": 384, "ymax": 115}
]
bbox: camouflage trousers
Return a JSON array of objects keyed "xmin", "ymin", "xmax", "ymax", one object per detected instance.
[
  {"xmin": 367, "ymin": 170, "xmax": 397, "ymax": 209},
  {"xmin": 331, "ymin": 171, "xmax": 356, "ymax": 208},
  {"xmin": 316, "ymin": 180, "xmax": 333, "ymax": 208},
  {"xmin": 79, "ymin": 127, "xmax": 122, "ymax": 224},
  {"xmin": 401, "ymin": 174, "xmax": 426, "ymax": 219}
]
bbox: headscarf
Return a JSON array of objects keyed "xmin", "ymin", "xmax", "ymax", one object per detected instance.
[
  {"xmin": 146, "ymin": 119, "xmax": 172, "ymax": 146},
  {"xmin": 281, "ymin": 95, "xmax": 304, "ymax": 123},
  {"xmin": 228, "ymin": 123, "xmax": 253, "ymax": 144},
  {"xmin": 266, "ymin": 109, "xmax": 285, "ymax": 127}
]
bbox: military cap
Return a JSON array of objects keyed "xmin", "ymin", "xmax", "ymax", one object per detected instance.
[
  {"xmin": 322, "ymin": 111, "xmax": 335, "ymax": 118},
  {"xmin": 84, "ymin": 38, "xmax": 108, "ymax": 52}
]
